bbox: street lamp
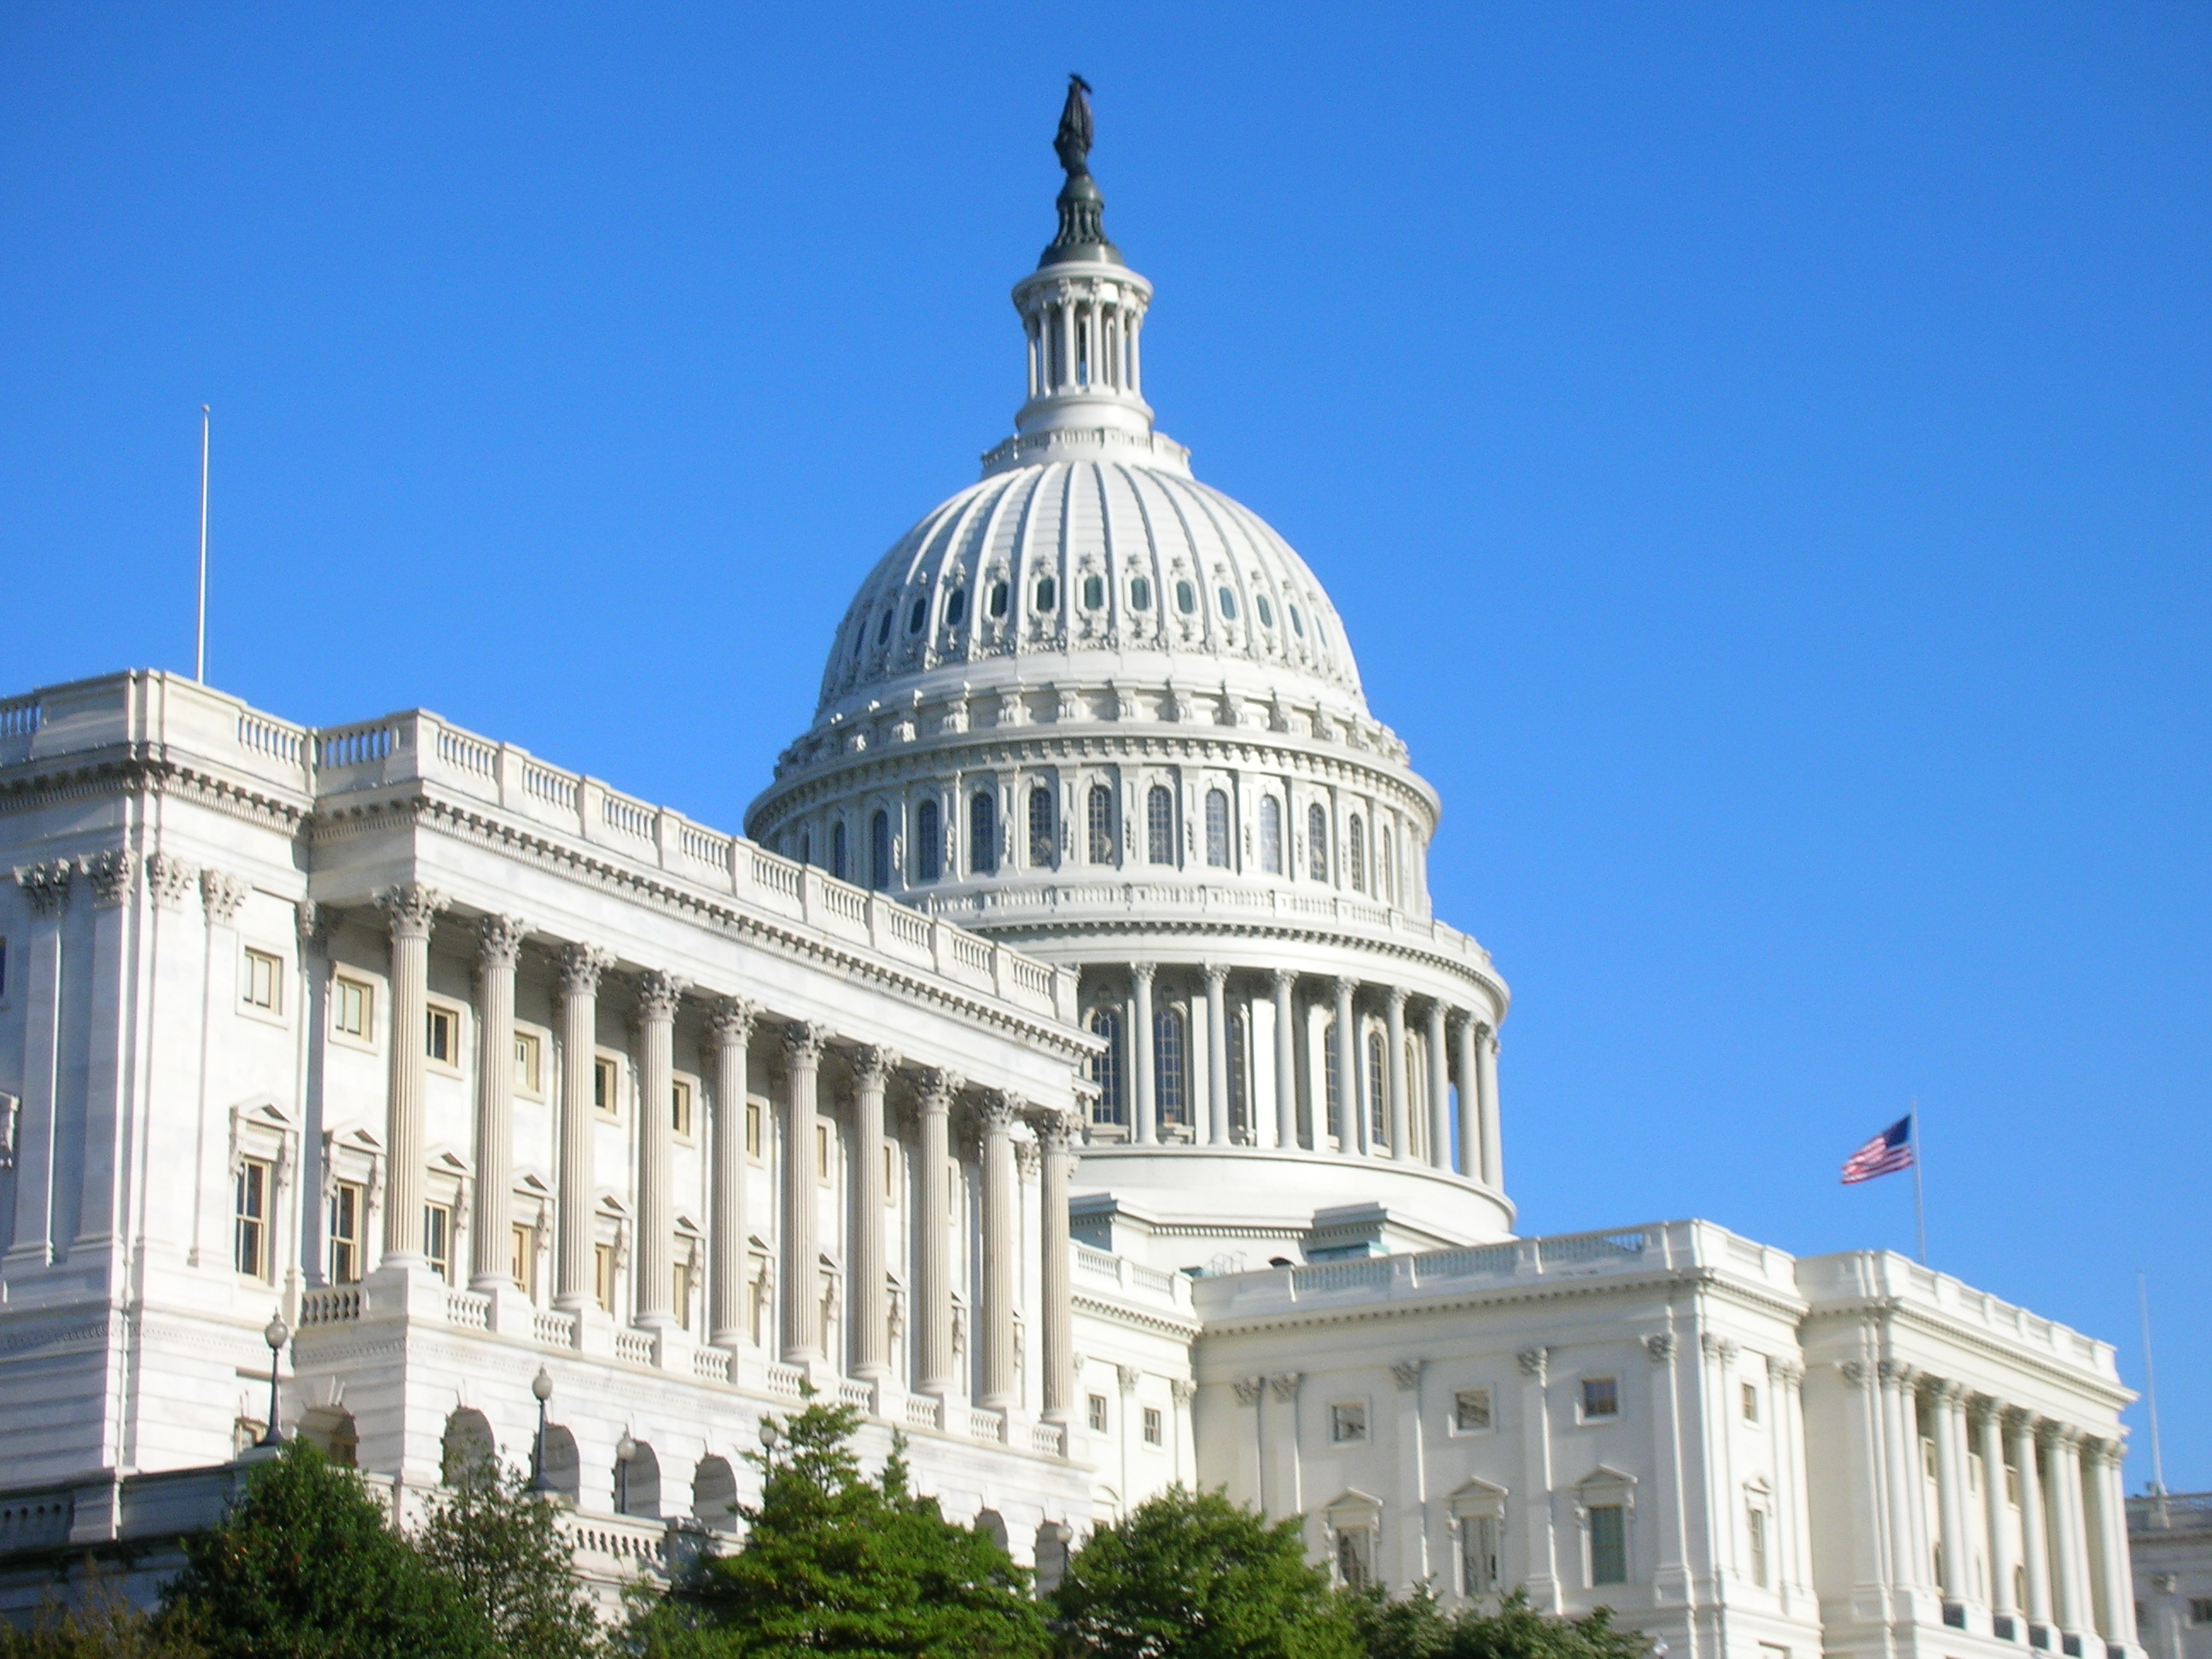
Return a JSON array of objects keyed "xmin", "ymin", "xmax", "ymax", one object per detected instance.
[
  {"xmin": 256, "ymin": 1312, "xmax": 290, "ymax": 1447},
  {"xmin": 528, "ymin": 1368, "xmax": 554, "ymax": 1494},
  {"xmin": 759, "ymin": 1417, "xmax": 780, "ymax": 1452},
  {"xmin": 616, "ymin": 1430, "xmax": 638, "ymax": 1515}
]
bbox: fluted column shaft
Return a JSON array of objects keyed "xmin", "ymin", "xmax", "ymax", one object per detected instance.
[
  {"xmin": 633, "ymin": 971, "xmax": 685, "ymax": 1326},
  {"xmin": 1930, "ymin": 1381, "xmax": 1970, "ymax": 1602},
  {"xmin": 1423, "ymin": 1000, "xmax": 1451, "ymax": 1170},
  {"xmin": 554, "ymin": 945, "xmax": 608, "ymax": 1307},
  {"xmin": 1270, "ymin": 970, "xmax": 1297, "ymax": 1150},
  {"xmin": 978, "ymin": 1092, "xmax": 1019, "ymax": 1410},
  {"xmin": 378, "ymin": 886, "xmax": 445, "ymax": 1264},
  {"xmin": 915, "ymin": 1073, "xmax": 957, "ymax": 1396},
  {"xmin": 850, "ymin": 1047, "xmax": 896, "ymax": 1382},
  {"xmin": 1203, "ymin": 965, "xmax": 1230, "ymax": 1146},
  {"xmin": 779, "ymin": 1023, "xmax": 826, "ymax": 1364},
  {"xmin": 2048, "ymin": 1429, "xmax": 2086, "ymax": 1636},
  {"xmin": 706, "ymin": 999, "xmax": 756, "ymax": 1346},
  {"xmin": 1977, "ymin": 1406, "xmax": 2017, "ymax": 1621},
  {"xmin": 1033, "ymin": 1108, "xmax": 1076, "ymax": 1421},
  {"xmin": 2089, "ymin": 1444, "xmax": 2135, "ymax": 1645},
  {"xmin": 1476, "ymin": 1025, "xmax": 1504, "ymax": 1191},
  {"xmin": 1878, "ymin": 1362, "xmax": 1927, "ymax": 1588},
  {"xmin": 2011, "ymin": 1414, "xmax": 2054, "ymax": 1630},
  {"xmin": 1454, "ymin": 1014, "xmax": 1481, "ymax": 1179},
  {"xmin": 1331, "ymin": 977, "xmax": 1359, "ymax": 1155},
  {"xmin": 1132, "ymin": 964, "xmax": 1158, "ymax": 1144},
  {"xmin": 1384, "ymin": 987, "xmax": 1411, "ymax": 1160},
  {"xmin": 470, "ymin": 916, "xmax": 526, "ymax": 1286}
]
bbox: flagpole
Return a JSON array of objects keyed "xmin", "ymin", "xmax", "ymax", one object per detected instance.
[
  {"xmin": 195, "ymin": 405, "xmax": 210, "ymax": 684},
  {"xmin": 2139, "ymin": 1270, "xmax": 2167, "ymax": 1499},
  {"xmin": 1909, "ymin": 1096, "xmax": 1926, "ymax": 1266}
]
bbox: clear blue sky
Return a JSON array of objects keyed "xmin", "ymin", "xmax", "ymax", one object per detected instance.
[{"xmin": 4, "ymin": 6, "xmax": 2206, "ymax": 1490}]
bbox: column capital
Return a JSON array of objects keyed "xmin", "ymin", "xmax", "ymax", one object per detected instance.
[
  {"xmin": 557, "ymin": 942, "xmax": 614, "ymax": 996},
  {"xmin": 476, "ymin": 913, "xmax": 528, "ymax": 970},
  {"xmin": 1965, "ymin": 1394, "xmax": 2002, "ymax": 1428},
  {"xmin": 632, "ymin": 969, "xmax": 688, "ymax": 1024},
  {"xmin": 202, "ymin": 866, "xmax": 250, "ymax": 927},
  {"xmin": 1269, "ymin": 967, "xmax": 1296, "ymax": 992},
  {"xmin": 1385, "ymin": 983, "xmax": 1410, "ymax": 1010},
  {"xmin": 1767, "ymin": 1355, "xmax": 1806, "ymax": 1387},
  {"xmin": 1268, "ymin": 1371, "xmax": 1302, "ymax": 1401},
  {"xmin": 849, "ymin": 1045, "xmax": 899, "ymax": 1088},
  {"xmin": 2088, "ymin": 1437, "xmax": 2126, "ymax": 1470},
  {"xmin": 704, "ymin": 996, "xmax": 759, "ymax": 1047},
  {"xmin": 12, "ymin": 858, "xmax": 74, "ymax": 917},
  {"xmin": 1929, "ymin": 1377, "xmax": 1968, "ymax": 1406},
  {"xmin": 1644, "ymin": 1334, "xmax": 1676, "ymax": 1365},
  {"xmin": 1201, "ymin": 961, "xmax": 1229, "ymax": 988},
  {"xmin": 1701, "ymin": 1332, "xmax": 1738, "ymax": 1362},
  {"xmin": 1330, "ymin": 975, "xmax": 1358, "ymax": 1000},
  {"xmin": 1233, "ymin": 1376, "xmax": 1265, "ymax": 1406},
  {"xmin": 913, "ymin": 1068, "xmax": 962, "ymax": 1114},
  {"xmin": 1116, "ymin": 1364, "xmax": 1141, "ymax": 1394},
  {"xmin": 2004, "ymin": 1406, "xmax": 2038, "ymax": 1435},
  {"xmin": 977, "ymin": 1090, "xmax": 1023, "ymax": 1135},
  {"xmin": 1517, "ymin": 1347, "xmax": 1548, "ymax": 1382},
  {"xmin": 781, "ymin": 1021, "xmax": 830, "ymax": 1066},
  {"xmin": 1130, "ymin": 960, "xmax": 1157, "ymax": 985},
  {"xmin": 1837, "ymin": 1359, "xmax": 1868, "ymax": 1388},
  {"xmin": 1027, "ymin": 1105, "xmax": 1082, "ymax": 1150},
  {"xmin": 376, "ymin": 882, "xmax": 445, "ymax": 940},
  {"xmin": 1170, "ymin": 1377, "xmax": 1198, "ymax": 1405},
  {"xmin": 1877, "ymin": 1358, "xmax": 1914, "ymax": 1387},
  {"xmin": 1390, "ymin": 1359, "xmax": 1423, "ymax": 1392},
  {"xmin": 2043, "ymin": 1421, "xmax": 2081, "ymax": 1450}
]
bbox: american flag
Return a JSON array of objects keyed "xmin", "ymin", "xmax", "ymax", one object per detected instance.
[{"xmin": 1841, "ymin": 1115, "xmax": 1914, "ymax": 1184}]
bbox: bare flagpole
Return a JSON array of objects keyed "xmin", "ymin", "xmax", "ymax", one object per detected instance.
[
  {"xmin": 2139, "ymin": 1270, "xmax": 2167, "ymax": 1499},
  {"xmin": 195, "ymin": 405, "xmax": 211, "ymax": 683},
  {"xmin": 1909, "ymin": 1096, "xmax": 1927, "ymax": 1266}
]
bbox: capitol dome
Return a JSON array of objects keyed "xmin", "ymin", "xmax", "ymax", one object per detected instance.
[{"xmin": 750, "ymin": 80, "xmax": 1511, "ymax": 1268}]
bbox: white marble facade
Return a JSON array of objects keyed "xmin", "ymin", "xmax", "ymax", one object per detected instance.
[{"xmin": 0, "ymin": 95, "xmax": 2148, "ymax": 1659}]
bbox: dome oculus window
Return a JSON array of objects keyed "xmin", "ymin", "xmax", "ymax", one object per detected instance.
[
  {"xmin": 988, "ymin": 580, "xmax": 1010, "ymax": 619},
  {"xmin": 1130, "ymin": 576, "xmax": 1152, "ymax": 612},
  {"xmin": 907, "ymin": 597, "xmax": 928, "ymax": 635},
  {"xmin": 1035, "ymin": 577, "xmax": 1057, "ymax": 612},
  {"xmin": 1175, "ymin": 579, "xmax": 1196, "ymax": 615},
  {"xmin": 1082, "ymin": 573, "xmax": 1105, "ymax": 610},
  {"xmin": 1217, "ymin": 587, "xmax": 1237, "ymax": 621},
  {"xmin": 1289, "ymin": 604, "xmax": 1305, "ymax": 637},
  {"xmin": 1255, "ymin": 595, "xmax": 1274, "ymax": 628},
  {"xmin": 944, "ymin": 587, "xmax": 967, "ymax": 627}
]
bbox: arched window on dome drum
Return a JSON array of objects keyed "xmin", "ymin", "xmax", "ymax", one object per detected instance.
[
  {"xmin": 1204, "ymin": 789, "xmax": 1230, "ymax": 869},
  {"xmin": 1088, "ymin": 1008, "xmax": 1124, "ymax": 1126},
  {"xmin": 1347, "ymin": 815, "xmax": 1366, "ymax": 894},
  {"xmin": 908, "ymin": 597, "xmax": 927, "ymax": 635},
  {"xmin": 944, "ymin": 587, "xmax": 967, "ymax": 627},
  {"xmin": 1228, "ymin": 1009, "xmax": 1250, "ymax": 1144},
  {"xmin": 1154, "ymin": 1006, "xmax": 1187, "ymax": 1134},
  {"xmin": 1082, "ymin": 573, "xmax": 1104, "ymax": 610},
  {"xmin": 1130, "ymin": 576, "xmax": 1152, "ymax": 612},
  {"xmin": 1035, "ymin": 577, "xmax": 1057, "ymax": 613},
  {"xmin": 1259, "ymin": 797, "xmax": 1283, "ymax": 875},
  {"xmin": 830, "ymin": 820, "xmax": 848, "ymax": 883},
  {"xmin": 1323, "ymin": 1020, "xmax": 1341, "ymax": 1146},
  {"xmin": 1308, "ymin": 804, "xmax": 1330, "ymax": 882},
  {"xmin": 915, "ymin": 800, "xmax": 941, "ymax": 883},
  {"xmin": 988, "ymin": 580, "xmax": 1009, "ymax": 619},
  {"xmin": 1380, "ymin": 829, "xmax": 1395, "ymax": 907},
  {"xmin": 1367, "ymin": 1028, "xmax": 1388, "ymax": 1150},
  {"xmin": 1146, "ymin": 786, "xmax": 1175, "ymax": 866},
  {"xmin": 1087, "ymin": 784, "xmax": 1116, "ymax": 865},
  {"xmin": 870, "ymin": 810, "xmax": 891, "ymax": 892},
  {"xmin": 1027, "ymin": 786, "xmax": 1056, "ymax": 870},
  {"xmin": 969, "ymin": 790, "xmax": 998, "ymax": 876},
  {"xmin": 1175, "ymin": 579, "xmax": 1196, "ymax": 615}
]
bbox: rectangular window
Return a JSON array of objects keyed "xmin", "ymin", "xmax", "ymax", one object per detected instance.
[
  {"xmin": 242, "ymin": 947, "xmax": 282, "ymax": 1012},
  {"xmin": 674, "ymin": 1262, "xmax": 692, "ymax": 1330},
  {"xmin": 1454, "ymin": 1388, "xmax": 1493, "ymax": 1432},
  {"xmin": 1581, "ymin": 1377, "xmax": 1620, "ymax": 1420},
  {"xmin": 328, "ymin": 1180, "xmax": 364, "ymax": 1285},
  {"xmin": 2190, "ymin": 1599, "xmax": 2212, "ymax": 1627},
  {"xmin": 234, "ymin": 1157, "xmax": 271, "ymax": 1278},
  {"xmin": 746, "ymin": 1099, "xmax": 764, "ymax": 1157},
  {"xmin": 1088, "ymin": 1394, "xmax": 1109, "ymax": 1433},
  {"xmin": 1336, "ymin": 1528, "xmax": 1372, "ymax": 1589},
  {"xmin": 425, "ymin": 1004, "xmax": 459, "ymax": 1066},
  {"xmin": 1747, "ymin": 1505, "xmax": 1768, "ymax": 1587},
  {"xmin": 1462, "ymin": 1514, "xmax": 1502, "ymax": 1595},
  {"xmin": 514, "ymin": 1031, "xmax": 542, "ymax": 1093},
  {"xmin": 883, "ymin": 1144, "xmax": 896, "ymax": 1202},
  {"xmin": 1330, "ymin": 1402, "xmax": 1368, "ymax": 1444},
  {"xmin": 1589, "ymin": 1504, "xmax": 1627, "ymax": 1586},
  {"xmin": 818, "ymin": 1121, "xmax": 833, "ymax": 1182},
  {"xmin": 2005, "ymin": 1464, "xmax": 2021, "ymax": 1505},
  {"xmin": 595, "ymin": 1057, "xmax": 620, "ymax": 1118},
  {"xmin": 594, "ymin": 1243, "xmax": 617, "ymax": 1313},
  {"xmin": 511, "ymin": 1222, "xmax": 536, "ymax": 1300},
  {"xmin": 334, "ymin": 976, "xmax": 372, "ymax": 1039},
  {"xmin": 1143, "ymin": 1406, "xmax": 1163, "ymax": 1447},
  {"xmin": 672, "ymin": 1079, "xmax": 694, "ymax": 1138},
  {"xmin": 422, "ymin": 1202, "xmax": 452, "ymax": 1283},
  {"xmin": 1742, "ymin": 1381, "xmax": 1760, "ymax": 1423}
]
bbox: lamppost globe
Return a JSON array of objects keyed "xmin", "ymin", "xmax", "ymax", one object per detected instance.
[
  {"xmin": 254, "ymin": 1308, "xmax": 289, "ymax": 1448},
  {"xmin": 527, "ymin": 1368, "xmax": 556, "ymax": 1496},
  {"xmin": 264, "ymin": 1314, "xmax": 290, "ymax": 1353},
  {"xmin": 760, "ymin": 1418, "xmax": 780, "ymax": 1451},
  {"xmin": 532, "ymin": 1366, "xmax": 553, "ymax": 1404}
]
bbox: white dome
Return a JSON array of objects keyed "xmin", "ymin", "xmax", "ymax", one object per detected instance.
[{"xmin": 815, "ymin": 453, "xmax": 1366, "ymax": 721}]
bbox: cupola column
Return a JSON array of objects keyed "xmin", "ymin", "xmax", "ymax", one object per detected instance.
[
  {"xmin": 1132, "ymin": 963, "xmax": 1158, "ymax": 1144},
  {"xmin": 1330, "ymin": 977, "xmax": 1359, "ymax": 1156},
  {"xmin": 1202, "ymin": 964, "xmax": 1231, "ymax": 1147},
  {"xmin": 1384, "ymin": 986, "xmax": 1411, "ymax": 1161},
  {"xmin": 1271, "ymin": 970, "xmax": 1299, "ymax": 1150},
  {"xmin": 1423, "ymin": 998, "xmax": 1452, "ymax": 1172},
  {"xmin": 1453, "ymin": 1013, "xmax": 1481, "ymax": 1179},
  {"xmin": 1477, "ymin": 1025, "xmax": 1504, "ymax": 1190}
]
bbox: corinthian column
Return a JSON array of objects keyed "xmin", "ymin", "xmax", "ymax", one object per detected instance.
[
  {"xmin": 1031, "ymin": 1105, "xmax": 1078, "ymax": 1423},
  {"xmin": 914, "ymin": 1069, "xmax": 959, "ymax": 1400},
  {"xmin": 1132, "ymin": 963, "xmax": 1157, "ymax": 1144},
  {"xmin": 1331, "ymin": 977, "xmax": 1358, "ymax": 1155},
  {"xmin": 1930, "ymin": 1379, "xmax": 1970, "ymax": 1605},
  {"xmin": 2088, "ymin": 1441, "xmax": 2136, "ymax": 1647},
  {"xmin": 632, "ymin": 970, "xmax": 687, "ymax": 1327},
  {"xmin": 554, "ymin": 944, "xmax": 610, "ymax": 1310},
  {"xmin": 1202, "ymin": 964, "xmax": 1230, "ymax": 1146},
  {"xmin": 1977, "ymin": 1402, "xmax": 2017, "ymax": 1629},
  {"xmin": 376, "ymin": 885, "xmax": 445, "ymax": 1265},
  {"xmin": 1423, "ymin": 999, "xmax": 1451, "ymax": 1171},
  {"xmin": 1384, "ymin": 986, "xmax": 1411, "ymax": 1160},
  {"xmin": 1476, "ymin": 1024, "xmax": 1504, "ymax": 1192},
  {"xmin": 1454, "ymin": 1013, "xmax": 1481, "ymax": 1179},
  {"xmin": 705, "ymin": 998, "xmax": 756, "ymax": 1348},
  {"xmin": 849, "ymin": 1045, "xmax": 897, "ymax": 1384},
  {"xmin": 2011, "ymin": 1412, "xmax": 2054, "ymax": 1635},
  {"xmin": 470, "ymin": 915, "xmax": 527, "ymax": 1288},
  {"xmin": 976, "ymin": 1091, "xmax": 1020, "ymax": 1411},
  {"xmin": 779, "ymin": 1022, "xmax": 827, "ymax": 1365},
  {"xmin": 1271, "ymin": 970, "xmax": 1297, "ymax": 1150}
]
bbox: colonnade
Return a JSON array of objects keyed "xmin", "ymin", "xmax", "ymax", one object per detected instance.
[
  {"xmin": 1866, "ymin": 1360, "xmax": 2137, "ymax": 1653},
  {"xmin": 364, "ymin": 884, "xmax": 1080, "ymax": 1427},
  {"xmin": 1089, "ymin": 963, "xmax": 1502, "ymax": 1187}
]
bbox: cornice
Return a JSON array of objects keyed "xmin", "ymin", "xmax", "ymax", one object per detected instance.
[
  {"xmin": 1071, "ymin": 1290, "xmax": 1202, "ymax": 1342},
  {"xmin": 0, "ymin": 749, "xmax": 310, "ymax": 835},
  {"xmin": 1798, "ymin": 1297, "xmax": 2130, "ymax": 1408}
]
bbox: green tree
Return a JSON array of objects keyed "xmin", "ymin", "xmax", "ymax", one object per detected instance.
[
  {"xmin": 417, "ymin": 1457, "xmax": 604, "ymax": 1659},
  {"xmin": 0, "ymin": 1577, "xmax": 206, "ymax": 1659},
  {"xmin": 635, "ymin": 1400, "xmax": 1050, "ymax": 1659},
  {"xmin": 1342, "ymin": 1586, "xmax": 1656, "ymax": 1659},
  {"xmin": 1049, "ymin": 1486, "xmax": 1358, "ymax": 1659},
  {"xmin": 159, "ymin": 1438, "xmax": 492, "ymax": 1659}
]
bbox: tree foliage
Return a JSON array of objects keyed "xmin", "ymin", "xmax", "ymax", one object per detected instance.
[
  {"xmin": 635, "ymin": 1400, "xmax": 1050, "ymax": 1659},
  {"xmin": 0, "ymin": 1578, "xmax": 206, "ymax": 1659},
  {"xmin": 1342, "ymin": 1586, "xmax": 1656, "ymax": 1659},
  {"xmin": 417, "ymin": 1458, "xmax": 604, "ymax": 1659},
  {"xmin": 1048, "ymin": 1486, "xmax": 1359, "ymax": 1659},
  {"xmin": 158, "ymin": 1438, "xmax": 492, "ymax": 1659}
]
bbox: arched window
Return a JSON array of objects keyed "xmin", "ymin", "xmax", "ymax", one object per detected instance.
[
  {"xmin": 1028, "ymin": 786, "xmax": 1056, "ymax": 869},
  {"xmin": 1323, "ymin": 1020, "xmax": 1342, "ymax": 1144},
  {"xmin": 1087, "ymin": 784, "xmax": 1116, "ymax": 864},
  {"xmin": 1347, "ymin": 814, "xmax": 1366, "ymax": 894},
  {"xmin": 1089, "ymin": 1008, "xmax": 1124, "ymax": 1126},
  {"xmin": 830, "ymin": 821, "xmax": 848, "ymax": 882},
  {"xmin": 1082, "ymin": 573, "xmax": 1104, "ymax": 609},
  {"xmin": 1035, "ymin": 576, "xmax": 1057, "ymax": 612},
  {"xmin": 969, "ymin": 790, "xmax": 998, "ymax": 876},
  {"xmin": 1256, "ymin": 594, "xmax": 1274, "ymax": 628},
  {"xmin": 1130, "ymin": 575, "xmax": 1152, "ymax": 612},
  {"xmin": 1204, "ymin": 789, "xmax": 1231, "ymax": 868},
  {"xmin": 1155, "ymin": 1007, "xmax": 1186, "ymax": 1131},
  {"xmin": 1307, "ymin": 804, "xmax": 1329, "ymax": 882},
  {"xmin": 1289, "ymin": 603, "xmax": 1305, "ymax": 637},
  {"xmin": 1259, "ymin": 796, "xmax": 1283, "ymax": 874},
  {"xmin": 1380, "ymin": 829, "xmax": 1395, "ymax": 906},
  {"xmin": 944, "ymin": 587, "xmax": 967, "ymax": 627},
  {"xmin": 1367, "ymin": 1028, "xmax": 1388, "ymax": 1149},
  {"xmin": 1146, "ymin": 785, "xmax": 1175, "ymax": 865},
  {"xmin": 915, "ymin": 800, "xmax": 941, "ymax": 883},
  {"xmin": 870, "ymin": 809, "xmax": 891, "ymax": 891}
]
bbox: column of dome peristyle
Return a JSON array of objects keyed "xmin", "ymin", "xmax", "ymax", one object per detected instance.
[{"xmin": 1010, "ymin": 264, "xmax": 1154, "ymax": 444}]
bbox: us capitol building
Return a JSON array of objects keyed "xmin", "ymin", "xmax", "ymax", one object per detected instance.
[{"xmin": 0, "ymin": 84, "xmax": 2147, "ymax": 1659}]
